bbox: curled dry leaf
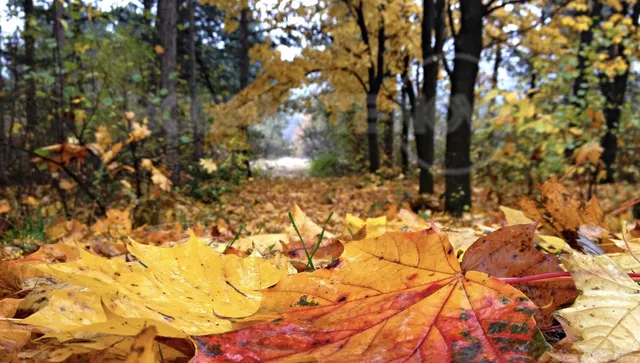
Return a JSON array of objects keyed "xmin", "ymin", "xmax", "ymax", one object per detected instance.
[
  {"xmin": 461, "ymin": 223, "xmax": 576, "ymax": 328},
  {"xmin": 12, "ymin": 330, "xmax": 186, "ymax": 362},
  {"xmin": 285, "ymin": 203, "xmax": 336, "ymax": 243},
  {"xmin": 500, "ymin": 206, "xmax": 535, "ymax": 226},
  {"xmin": 0, "ymin": 200, "xmax": 10, "ymax": 214},
  {"xmin": 124, "ymin": 326, "xmax": 158, "ymax": 363},
  {"xmin": 520, "ymin": 176, "xmax": 615, "ymax": 254},
  {"xmin": 0, "ymin": 320, "xmax": 34, "ymax": 353},
  {"xmin": 193, "ymin": 231, "xmax": 548, "ymax": 362},
  {"xmin": 554, "ymin": 253, "xmax": 640, "ymax": 363}
]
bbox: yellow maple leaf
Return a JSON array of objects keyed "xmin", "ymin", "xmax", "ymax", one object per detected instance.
[
  {"xmin": 126, "ymin": 122, "xmax": 151, "ymax": 143},
  {"xmin": 199, "ymin": 158, "xmax": 218, "ymax": 173},
  {"xmin": 17, "ymin": 233, "xmax": 288, "ymax": 336}
]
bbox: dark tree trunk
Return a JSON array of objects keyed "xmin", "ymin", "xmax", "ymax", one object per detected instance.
[
  {"xmin": 572, "ymin": 2, "xmax": 602, "ymax": 110},
  {"xmin": 382, "ymin": 111, "xmax": 394, "ymax": 167},
  {"xmin": 239, "ymin": 7, "xmax": 252, "ymax": 177},
  {"xmin": 188, "ymin": 0, "xmax": 201, "ymax": 160},
  {"xmin": 597, "ymin": 0, "xmax": 639, "ymax": 182},
  {"xmin": 400, "ymin": 87, "xmax": 410, "ymax": 174},
  {"xmin": 366, "ymin": 92, "xmax": 380, "ymax": 173},
  {"xmin": 416, "ymin": 0, "xmax": 445, "ymax": 194},
  {"xmin": 143, "ymin": 0, "xmax": 159, "ymax": 133},
  {"xmin": 158, "ymin": 0, "xmax": 179, "ymax": 182},
  {"xmin": 350, "ymin": 2, "xmax": 385, "ymax": 173},
  {"xmin": 492, "ymin": 43, "xmax": 501, "ymax": 88},
  {"xmin": 0, "ymin": 27, "xmax": 6, "ymax": 184},
  {"xmin": 239, "ymin": 8, "xmax": 250, "ymax": 90},
  {"xmin": 444, "ymin": 0, "xmax": 483, "ymax": 215},
  {"xmin": 24, "ymin": 0, "xmax": 37, "ymax": 146},
  {"xmin": 52, "ymin": 0, "xmax": 66, "ymax": 143}
]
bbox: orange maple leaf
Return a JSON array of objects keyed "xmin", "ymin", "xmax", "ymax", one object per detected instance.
[{"xmin": 194, "ymin": 230, "xmax": 548, "ymax": 362}]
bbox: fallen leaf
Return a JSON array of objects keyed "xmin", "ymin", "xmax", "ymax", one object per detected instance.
[
  {"xmin": 520, "ymin": 177, "xmax": 612, "ymax": 254},
  {"xmin": 554, "ymin": 253, "xmax": 640, "ymax": 363},
  {"xmin": 194, "ymin": 231, "xmax": 548, "ymax": 362},
  {"xmin": 0, "ymin": 298, "xmax": 23, "ymax": 318},
  {"xmin": 16, "ymin": 233, "xmax": 288, "ymax": 336},
  {"xmin": 124, "ymin": 326, "xmax": 158, "ymax": 363},
  {"xmin": 285, "ymin": 204, "xmax": 335, "ymax": 243},
  {"xmin": 500, "ymin": 205, "xmax": 535, "ymax": 225},
  {"xmin": 13, "ymin": 330, "xmax": 186, "ymax": 362},
  {"xmin": 461, "ymin": 223, "xmax": 576, "ymax": 328},
  {"xmin": 0, "ymin": 262, "xmax": 24, "ymax": 298},
  {"xmin": 0, "ymin": 320, "xmax": 33, "ymax": 352},
  {"xmin": 0, "ymin": 200, "xmax": 11, "ymax": 213}
]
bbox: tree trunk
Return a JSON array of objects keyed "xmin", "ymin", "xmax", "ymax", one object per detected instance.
[
  {"xmin": 53, "ymin": 0, "xmax": 66, "ymax": 143},
  {"xmin": 416, "ymin": 0, "xmax": 445, "ymax": 194},
  {"xmin": 571, "ymin": 2, "xmax": 602, "ymax": 110},
  {"xmin": 0, "ymin": 26, "xmax": 6, "ymax": 184},
  {"xmin": 239, "ymin": 7, "xmax": 252, "ymax": 177},
  {"xmin": 239, "ymin": 8, "xmax": 250, "ymax": 91},
  {"xmin": 158, "ymin": 0, "xmax": 179, "ymax": 183},
  {"xmin": 367, "ymin": 92, "xmax": 380, "ymax": 173},
  {"xmin": 24, "ymin": 0, "xmax": 37, "ymax": 147},
  {"xmin": 382, "ymin": 111, "xmax": 394, "ymax": 167},
  {"xmin": 400, "ymin": 87, "xmax": 410, "ymax": 174},
  {"xmin": 597, "ymin": 0, "xmax": 639, "ymax": 182},
  {"xmin": 444, "ymin": 0, "xmax": 483, "ymax": 215},
  {"xmin": 188, "ymin": 0, "xmax": 201, "ymax": 160},
  {"xmin": 143, "ymin": 0, "xmax": 159, "ymax": 133}
]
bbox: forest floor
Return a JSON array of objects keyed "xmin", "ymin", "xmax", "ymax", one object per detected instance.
[{"xmin": 1, "ymin": 173, "xmax": 639, "ymax": 361}]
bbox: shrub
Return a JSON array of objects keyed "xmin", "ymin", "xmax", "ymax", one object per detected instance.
[{"xmin": 309, "ymin": 153, "xmax": 341, "ymax": 177}]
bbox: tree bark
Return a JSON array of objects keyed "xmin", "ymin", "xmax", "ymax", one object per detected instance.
[
  {"xmin": 416, "ymin": 0, "xmax": 445, "ymax": 194},
  {"xmin": 597, "ymin": 0, "xmax": 639, "ymax": 182},
  {"xmin": 143, "ymin": 0, "xmax": 159, "ymax": 133},
  {"xmin": 158, "ymin": 0, "xmax": 179, "ymax": 182},
  {"xmin": 238, "ymin": 7, "xmax": 252, "ymax": 177},
  {"xmin": 382, "ymin": 111, "xmax": 394, "ymax": 167},
  {"xmin": 24, "ymin": 0, "xmax": 37, "ymax": 147},
  {"xmin": 188, "ymin": 0, "xmax": 202, "ymax": 160},
  {"xmin": 400, "ymin": 87, "xmax": 410, "ymax": 174},
  {"xmin": 52, "ymin": 0, "xmax": 66, "ymax": 143},
  {"xmin": 367, "ymin": 91, "xmax": 380, "ymax": 173},
  {"xmin": 0, "ymin": 26, "xmax": 6, "ymax": 184},
  {"xmin": 352, "ymin": 2, "xmax": 383, "ymax": 173},
  {"xmin": 444, "ymin": 0, "xmax": 483, "ymax": 215},
  {"xmin": 571, "ymin": 2, "xmax": 603, "ymax": 110}
]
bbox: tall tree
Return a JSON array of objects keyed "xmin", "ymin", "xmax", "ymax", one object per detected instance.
[
  {"xmin": 356, "ymin": 0, "xmax": 386, "ymax": 173},
  {"xmin": 417, "ymin": 0, "xmax": 445, "ymax": 194},
  {"xmin": 0, "ymin": 26, "xmax": 6, "ymax": 184},
  {"xmin": 238, "ymin": 5, "xmax": 252, "ymax": 177},
  {"xmin": 188, "ymin": 0, "xmax": 202, "ymax": 160},
  {"xmin": 597, "ymin": 0, "xmax": 640, "ymax": 182},
  {"xmin": 158, "ymin": 0, "xmax": 179, "ymax": 182},
  {"xmin": 382, "ymin": 111, "xmax": 394, "ymax": 167},
  {"xmin": 52, "ymin": 0, "xmax": 66, "ymax": 143},
  {"xmin": 444, "ymin": 0, "xmax": 484, "ymax": 215},
  {"xmin": 143, "ymin": 0, "xmax": 159, "ymax": 133},
  {"xmin": 23, "ymin": 0, "xmax": 37, "ymax": 146},
  {"xmin": 400, "ymin": 74, "xmax": 410, "ymax": 174}
]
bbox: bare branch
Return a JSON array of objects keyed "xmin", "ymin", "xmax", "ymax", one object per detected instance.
[{"xmin": 485, "ymin": 0, "xmax": 531, "ymax": 15}]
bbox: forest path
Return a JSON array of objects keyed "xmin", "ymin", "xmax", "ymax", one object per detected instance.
[{"xmin": 251, "ymin": 157, "xmax": 311, "ymax": 178}]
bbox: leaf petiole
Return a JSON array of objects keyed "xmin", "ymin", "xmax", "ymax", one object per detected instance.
[{"xmin": 499, "ymin": 271, "xmax": 640, "ymax": 284}]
